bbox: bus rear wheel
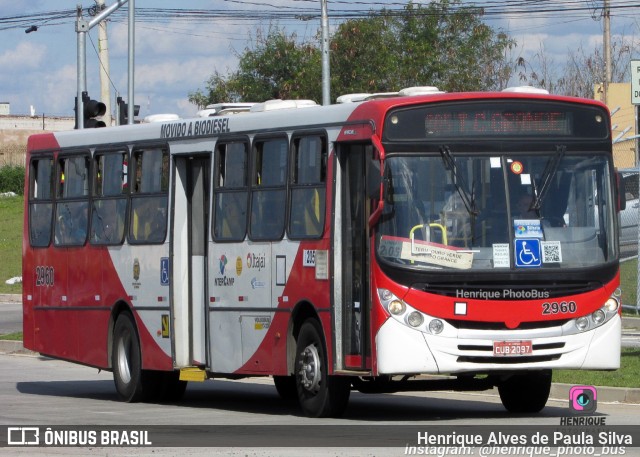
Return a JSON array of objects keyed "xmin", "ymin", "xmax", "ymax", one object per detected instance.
[
  {"xmin": 112, "ymin": 312, "xmax": 147, "ymax": 402},
  {"xmin": 497, "ymin": 370, "xmax": 551, "ymax": 413},
  {"xmin": 112, "ymin": 312, "xmax": 188, "ymax": 403},
  {"xmin": 294, "ymin": 319, "xmax": 350, "ymax": 417}
]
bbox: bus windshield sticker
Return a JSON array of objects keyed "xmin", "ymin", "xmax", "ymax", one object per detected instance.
[
  {"xmin": 492, "ymin": 243, "xmax": 510, "ymax": 268},
  {"xmin": 379, "ymin": 235, "xmax": 473, "ymax": 270},
  {"xmin": 514, "ymin": 239, "xmax": 542, "ymax": 268},
  {"xmin": 513, "ymin": 219, "xmax": 543, "ymax": 238},
  {"xmin": 510, "ymin": 161, "xmax": 524, "ymax": 174},
  {"xmin": 541, "ymin": 240, "xmax": 562, "ymax": 263}
]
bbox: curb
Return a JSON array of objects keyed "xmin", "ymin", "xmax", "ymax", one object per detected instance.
[
  {"xmin": 0, "ymin": 340, "xmax": 37, "ymax": 356},
  {"xmin": 550, "ymin": 383, "xmax": 640, "ymax": 405},
  {"xmin": 1, "ymin": 340, "xmax": 638, "ymax": 405},
  {"xmin": 0, "ymin": 294, "xmax": 21, "ymax": 303},
  {"xmin": 623, "ymin": 316, "xmax": 640, "ymax": 330}
]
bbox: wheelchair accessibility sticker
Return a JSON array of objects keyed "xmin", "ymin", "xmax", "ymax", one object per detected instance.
[
  {"xmin": 160, "ymin": 257, "xmax": 170, "ymax": 285},
  {"xmin": 515, "ymin": 239, "xmax": 541, "ymax": 268}
]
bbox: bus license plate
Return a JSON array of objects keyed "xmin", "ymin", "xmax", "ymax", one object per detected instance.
[{"xmin": 493, "ymin": 341, "xmax": 532, "ymax": 356}]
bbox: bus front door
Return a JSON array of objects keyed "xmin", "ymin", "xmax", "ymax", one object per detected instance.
[
  {"xmin": 336, "ymin": 144, "xmax": 370, "ymax": 371},
  {"xmin": 172, "ymin": 155, "xmax": 210, "ymax": 368}
]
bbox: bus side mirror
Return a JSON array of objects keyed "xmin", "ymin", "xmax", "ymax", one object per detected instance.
[
  {"xmin": 616, "ymin": 171, "xmax": 626, "ymax": 212},
  {"xmin": 367, "ymin": 158, "xmax": 384, "ymax": 229}
]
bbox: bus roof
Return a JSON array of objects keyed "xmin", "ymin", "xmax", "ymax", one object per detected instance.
[{"xmin": 27, "ymin": 87, "xmax": 609, "ymax": 151}]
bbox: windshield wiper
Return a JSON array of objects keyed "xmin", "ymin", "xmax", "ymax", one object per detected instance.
[
  {"xmin": 531, "ymin": 145, "xmax": 566, "ymax": 213},
  {"xmin": 439, "ymin": 146, "xmax": 478, "ymax": 217}
]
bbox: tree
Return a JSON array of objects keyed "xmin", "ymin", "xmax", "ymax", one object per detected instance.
[
  {"xmin": 329, "ymin": 13, "xmax": 401, "ymax": 94},
  {"xmin": 189, "ymin": 1, "xmax": 516, "ymax": 107},
  {"xmin": 189, "ymin": 27, "xmax": 321, "ymax": 108},
  {"xmin": 387, "ymin": 1, "xmax": 515, "ymax": 91},
  {"xmin": 189, "ymin": 70, "xmax": 236, "ymax": 108}
]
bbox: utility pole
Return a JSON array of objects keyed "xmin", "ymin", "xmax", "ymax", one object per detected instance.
[
  {"xmin": 95, "ymin": 0, "xmax": 112, "ymax": 126},
  {"xmin": 603, "ymin": 0, "xmax": 611, "ymax": 105},
  {"xmin": 128, "ymin": 0, "xmax": 135, "ymax": 124},
  {"xmin": 321, "ymin": 0, "xmax": 330, "ymax": 106}
]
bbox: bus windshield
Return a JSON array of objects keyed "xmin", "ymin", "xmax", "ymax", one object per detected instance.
[{"xmin": 376, "ymin": 152, "xmax": 616, "ymax": 271}]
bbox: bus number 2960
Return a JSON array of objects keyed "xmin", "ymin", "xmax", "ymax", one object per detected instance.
[
  {"xmin": 541, "ymin": 301, "xmax": 576, "ymax": 315},
  {"xmin": 35, "ymin": 266, "xmax": 55, "ymax": 286}
]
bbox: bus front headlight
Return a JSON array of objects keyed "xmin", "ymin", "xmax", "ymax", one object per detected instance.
[
  {"xmin": 576, "ymin": 316, "xmax": 589, "ymax": 332},
  {"xmin": 429, "ymin": 319, "xmax": 444, "ymax": 335},
  {"xmin": 407, "ymin": 311, "xmax": 424, "ymax": 328},
  {"xmin": 603, "ymin": 297, "xmax": 619, "ymax": 313},
  {"xmin": 388, "ymin": 300, "xmax": 406, "ymax": 316},
  {"xmin": 591, "ymin": 309, "xmax": 606, "ymax": 325}
]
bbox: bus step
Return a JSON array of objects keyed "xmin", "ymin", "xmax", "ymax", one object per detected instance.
[{"xmin": 179, "ymin": 367, "xmax": 207, "ymax": 382}]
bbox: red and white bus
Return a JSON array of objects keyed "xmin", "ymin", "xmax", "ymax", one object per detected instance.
[{"xmin": 23, "ymin": 87, "xmax": 623, "ymax": 417}]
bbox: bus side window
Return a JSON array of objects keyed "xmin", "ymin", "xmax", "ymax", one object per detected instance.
[
  {"xmin": 57, "ymin": 155, "xmax": 90, "ymax": 199},
  {"xmin": 250, "ymin": 137, "xmax": 287, "ymax": 241},
  {"xmin": 129, "ymin": 148, "xmax": 169, "ymax": 244},
  {"xmin": 54, "ymin": 155, "xmax": 90, "ymax": 246},
  {"xmin": 213, "ymin": 141, "xmax": 249, "ymax": 241},
  {"xmin": 55, "ymin": 201, "xmax": 89, "ymax": 245},
  {"xmin": 91, "ymin": 153, "xmax": 128, "ymax": 245},
  {"xmin": 29, "ymin": 158, "xmax": 55, "ymax": 247},
  {"xmin": 288, "ymin": 134, "xmax": 327, "ymax": 239},
  {"xmin": 130, "ymin": 196, "xmax": 167, "ymax": 243}
]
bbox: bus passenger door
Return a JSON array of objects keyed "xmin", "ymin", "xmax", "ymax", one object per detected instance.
[
  {"xmin": 336, "ymin": 143, "xmax": 371, "ymax": 370},
  {"xmin": 172, "ymin": 155, "xmax": 210, "ymax": 368}
]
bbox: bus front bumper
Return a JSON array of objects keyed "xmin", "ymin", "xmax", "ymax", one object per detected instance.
[{"xmin": 375, "ymin": 314, "xmax": 621, "ymax": 375}]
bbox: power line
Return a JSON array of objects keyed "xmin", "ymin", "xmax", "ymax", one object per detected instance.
[
  {"xmin": 87, "ymin": 32, "xmax": 120, "ymax": 95},
  {"xmin": 3, "ymin": 2, "xmax": 640, "ymax": 32}
]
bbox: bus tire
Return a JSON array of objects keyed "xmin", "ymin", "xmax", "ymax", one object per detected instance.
[
  {"xmin": 294, "ymin": 319, "xmax": 351, "ymax": 417},
  {"xmin": 112, "ymin": 312, "xmax": 151, "ymax": 403},
  {"xmin": 498, "ymin": 370, "xmax": 551, "ymax": 413},
  {"xmin": 273, "ymin": 375, "xmax": 297, "ymax": 403}
]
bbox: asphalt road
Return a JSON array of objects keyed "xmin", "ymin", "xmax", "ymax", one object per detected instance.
[
  {"xmin": 1, "ymin": 295, "xmax": 639, "ymax": 456},
  {"xmin": 1, "ymin": 353, "xmax": 639, "ymax": 456}
]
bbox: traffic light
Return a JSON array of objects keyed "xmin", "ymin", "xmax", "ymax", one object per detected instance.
[
  {"xmin": 117, "ymin": 96, "xmax": 140, "ymax": 126},
  {"xmin": 74, "ymin": 92, "xmax": 106, "ymax": 129}
]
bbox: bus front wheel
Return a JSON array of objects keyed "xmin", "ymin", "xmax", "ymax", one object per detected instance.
[
  {"xmin": 497, "ymin": 370, "xmax": 552, "ymax": 413},
  {"xmin": 273, "ymin": 375, "xmax": 297, "ymax": 403},
  {"xmin": 294, "ymin": 319, "xmax": 350, "ymax": 417}
]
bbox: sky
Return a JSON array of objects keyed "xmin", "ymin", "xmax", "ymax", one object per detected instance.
[{"xmin": 0, "ymin": 0, "xmax": 639, "ymax": 120}]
